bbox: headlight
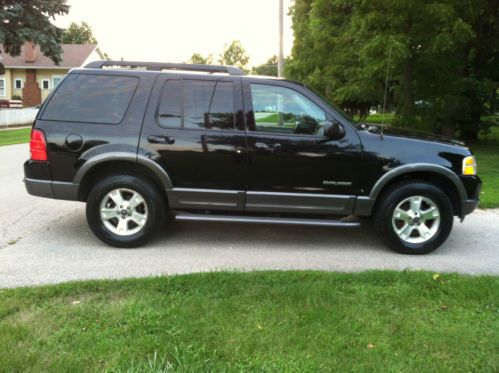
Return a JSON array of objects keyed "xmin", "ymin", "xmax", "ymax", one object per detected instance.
[{"xmin": 462, "ymin": 155, "xmax": 477, "ymax": 175}]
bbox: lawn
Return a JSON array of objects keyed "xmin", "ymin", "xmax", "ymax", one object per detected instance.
[
  {"xmin": 0, "ymin": 271, "xmax": 497, "ymax": 372},
  {"xmin": 0, "ymin": 127, "xmax": 31, "ymax": 146},
  {"xmin": 473, "ymin": 143, "xmax": 499, "ymax": 208},
  {"xmin": 363, "ymin": 112, "xmax": 396, "ymax": 124}
]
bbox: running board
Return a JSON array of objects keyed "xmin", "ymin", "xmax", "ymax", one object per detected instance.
[{"xmin": 174, "ymin": 213, "xmax": 361, "ymax": 227}]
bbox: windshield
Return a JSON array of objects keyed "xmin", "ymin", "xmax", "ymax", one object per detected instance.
[{"xmin": 305, "ymin": 85, "xmax": 357, "ymax": 125}]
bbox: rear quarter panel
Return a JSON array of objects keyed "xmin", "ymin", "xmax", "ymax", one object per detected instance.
[{"xmin": 35, "ymin": 70, "xmax": 157, "ymax": 182}]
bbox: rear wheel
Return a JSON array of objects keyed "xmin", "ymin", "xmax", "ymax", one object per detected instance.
[
  {"xmin": 86, "ymin": 175, "xmax": 165, "ymax": 248},
  {"xmin": 374, "ymin": 181, "xmax": 454, "ymax": 254}
]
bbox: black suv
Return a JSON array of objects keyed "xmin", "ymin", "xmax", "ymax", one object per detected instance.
[{"xmin": 24, "ymin": 61, "xmax": 481, "ymax": 254}]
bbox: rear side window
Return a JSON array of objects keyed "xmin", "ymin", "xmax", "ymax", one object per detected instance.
[
  {"xmin": 157, "ymin": 79, "xmax": 235, "ymax": 130},
  {"xmin": 42, "ymin": 74, "xmax": 138, "ymax": 124},
  {"xmin": 158, "ymin": 80, "xmax": 182, "ymax": 128}
]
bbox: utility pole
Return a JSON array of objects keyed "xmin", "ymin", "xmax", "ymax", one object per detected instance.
[{"xmin": 278, "ymin": 0, "xmax": 284, "ymax": 77}]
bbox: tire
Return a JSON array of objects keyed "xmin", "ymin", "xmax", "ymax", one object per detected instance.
[
  {"xmin": 374, "ymin": 180, "xmax": 454, "ymax": 254},
  {"xmin": 86, "ymin": 174, "xmax": 166, "ymax": 248}
]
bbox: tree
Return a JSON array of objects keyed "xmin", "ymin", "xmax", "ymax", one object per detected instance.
[
  {"xmin": 62, "ymin": 21, "xmax": 97, "ymax": 44},
  {"xmin": 286, "ymin": 0, "xmax": 498, "ymax": 140},
  {"xmin": 286, "ymin": 0, "xmax": 382, "ymax": 120},
  {"xmin": 219, "ymin": 40, "xmax": 250, "ymax": 73},
  {"xmin": 189, "ymin": 53, "xmax": 213, "ymax": 65},
  {"xmin": 62, "ymin": 21, "xmax": 111, "ymax": 60},
  {"xmin": 252, "ymin": 56, "xmax": 279, "ymax": 76},
  {"xmin": 0, "ymin": 0, "xmax": 69, "ymax": 64}
]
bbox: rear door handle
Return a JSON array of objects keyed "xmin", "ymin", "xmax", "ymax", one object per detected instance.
[
  {"xmin": 254, "ymin": 142, "xmax": 282, "ymax": 151},
  {"xmin": 254, "ymin": 142, "xmax": 269, "ymax": 150},
  {"xmin": 272, "ymin": 143, "xmax": 282, "ymax": 151},
  {"xmin": 148, "ymin": 135, "xmax": 175, "ymax": 144}
]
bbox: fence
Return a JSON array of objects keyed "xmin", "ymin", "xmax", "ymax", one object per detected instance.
[{"xmin": 0, "ymin": 108, "xmax": 38, "ymax": 128}]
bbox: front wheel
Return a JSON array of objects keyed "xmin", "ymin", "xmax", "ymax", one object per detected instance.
[
  {"xmin": 374, "ymin": 181, "xmax": 454, "ymax": 254},
  {"xmin": 86, "ymin": 175, "xmax": 165, "ymax": 248}
]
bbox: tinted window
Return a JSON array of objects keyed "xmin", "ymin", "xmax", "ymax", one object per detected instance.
[
  {"xmin": 157, "ymin": 79, "xmax": 235, "ymax": 130},
  {"xmin": 250, "ymin": 84, "xmax": 326, "ymax": 135},
  {"xmin": 158, "ymin": 80, "xmax": 182, "ymax": 128},
  {"xmin": 184, "ymin": 80, "xmax": 235, "ymax": 130},
  {"xmin": 42, "ymin": 74, "xmax": 138, "ymax": 124}
]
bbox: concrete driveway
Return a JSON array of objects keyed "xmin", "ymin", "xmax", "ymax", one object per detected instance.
[{"xmin": 1, "ymin": 143, "xmax": 498, "ymax": 288}]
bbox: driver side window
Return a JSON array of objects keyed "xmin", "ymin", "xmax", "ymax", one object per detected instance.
[{"xmin": 250, "ymin": 84, "xmax": 326, "ymax": 136}]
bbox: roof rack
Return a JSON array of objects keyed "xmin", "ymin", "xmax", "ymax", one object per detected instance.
[{"xmin": 84, "ymin": 60, "xmax": 245, "ymax": 76}]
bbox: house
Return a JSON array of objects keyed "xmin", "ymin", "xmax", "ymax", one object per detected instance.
[{"xmin": 0, "ymin": 42, "xmax": 102, "ymax": 107}]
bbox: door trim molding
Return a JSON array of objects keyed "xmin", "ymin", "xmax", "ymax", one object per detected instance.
[
  {"xmin": 246, "ymin": 191, "xmax": 355, "ymax": 215},
  {"xmin": 167, "ymin": 188, "xmax": 357, "ymax": 215},
  {"xmin": 168, "ymin": 188, "xmax": 245, "ymax": 211}
]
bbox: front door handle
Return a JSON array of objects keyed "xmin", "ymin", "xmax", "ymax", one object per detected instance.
[{"xmin": 148, "ymin": 135, "xmax": 175, "ymax": 144}]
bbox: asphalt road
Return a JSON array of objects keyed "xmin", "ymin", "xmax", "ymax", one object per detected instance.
[{"xmin": 1, "ymin": 143, "xmax": 498, "ymax": 288}]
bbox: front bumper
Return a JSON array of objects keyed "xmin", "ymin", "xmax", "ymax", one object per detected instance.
[
  {"xmin": 461, "ymin": 199, "xmax": 479, "ymax": 216},
  {"xmin": 459, "ymin": 175, "xmax": 481, "ymax": 218},
  {"xmin": 24, "ymin": 178, "xmax": 79, "ymax": 201}
]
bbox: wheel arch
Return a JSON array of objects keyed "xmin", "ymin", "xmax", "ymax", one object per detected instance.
[
  {"xmin": 75, "ymin": 153, "xmax": 173, "ymax": 202},
  {"xmin": 356, "ymin": 164, "xmax": 466, "ymax": 217}
]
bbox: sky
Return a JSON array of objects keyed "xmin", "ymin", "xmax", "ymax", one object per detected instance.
[{"xmin": 54, "ymin": 0, "xmax": 295, "ymax": 67}]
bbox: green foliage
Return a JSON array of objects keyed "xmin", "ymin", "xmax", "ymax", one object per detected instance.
[
  {"xmin": 252, "ymin": 55, "xmax": 279, "ymax": 76},
  {"xmin": 219, "ymin": 40, "xmax": 250, "ymax": 73},
  {"xmin": 62, "ymin": 21, "xmax": 97, "ymax": 44},
  {"xmin": 0, "ymin": 271, "xmax": 497, "ymax": 371},
  {"xmin": 286, "ymin": 0, "xmax": 499, "ymax": 140},
  {"xmin": 0, "ymin": 0, "xmax": 69, "ymax": 64},
  {"xmin": 0, "ymin": 128, "xmax": 31, "ymax": 146},
  {"xmin": 188, "ymin": 52, "xmax": 213, "ymax": 65}
]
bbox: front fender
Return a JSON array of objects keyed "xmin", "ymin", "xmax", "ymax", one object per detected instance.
[{"xmin": 354, "ymin": 163, "xmax": 466, "ymax": 217}]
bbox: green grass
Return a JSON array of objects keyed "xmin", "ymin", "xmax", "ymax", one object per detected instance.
[
  {"xmin": 473, "ymin": 143, "xmax": 499, "ymax": 208},
  {"xmin": 363, "ymin": 113, "xmax": 396, "ymax": 124},
  {"xmin": 0, "ymin": 271, "xmax": 497, "ymax": 372},
  {"xmin": 0, "ymin": 127, "xmax": 31, "ymax": 146}
]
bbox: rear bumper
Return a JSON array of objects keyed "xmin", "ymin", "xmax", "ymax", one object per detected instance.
[{"xmin": 24, "ymin": 178, "xmax": 79, "ymax": 201}]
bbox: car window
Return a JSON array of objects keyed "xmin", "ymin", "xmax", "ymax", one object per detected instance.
[
  {"xmin": 250, "ymin": 84, "xmax": 326, "ymax": 136},
  {"xmin": 184, "ymin": 80, "xmax": 235, "ymax": 130},
  {"xmin": 158, "ymin": 80, "xmax": 182, "ymax": 128},
  {"xmin": 157, "ymin": 79, "xmax": 235, "ymax": 130},
  {"xmin": 42, "ymin": 74, "xmax": 138, "ymax": 124}
]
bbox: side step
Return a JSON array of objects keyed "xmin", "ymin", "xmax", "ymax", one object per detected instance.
[{"xmin": 175, "ymin": 213, "xmax": 361, "ymax": 227}]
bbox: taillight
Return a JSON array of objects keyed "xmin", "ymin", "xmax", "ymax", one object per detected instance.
[{"xmin": 30, "ymin": 129, "xmax": 48, "ymax": 161}]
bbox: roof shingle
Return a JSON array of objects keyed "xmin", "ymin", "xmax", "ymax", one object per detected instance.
[{"xmin": 0, "ymin": 44, "xmax": 97, "ymax": 69}]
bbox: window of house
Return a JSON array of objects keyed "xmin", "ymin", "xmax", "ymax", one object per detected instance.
[
  {"xmin": 250, "ymin": 84, "xmax": 326, "ymax": 136},
  {"xmin": 157, "ymin": 79, "xmax": 235, "ymax": 130},
  {"xmin": 0, "ymin": 79, "xmax": 5, "ymax": 96},
  {"xmin": 14, "ymin": 79, "xmax": 23, "ymax": 90},
  {"xmin": 42, "ymin": 79, "xmax": 50, "ymax": 90},
  {"xmin": 53, "ymin": 76, "xmax": 63, "ymax": 87},
  {"xmin": 42, "ymin": 73, "xmax": 139, "ymax": 124}
]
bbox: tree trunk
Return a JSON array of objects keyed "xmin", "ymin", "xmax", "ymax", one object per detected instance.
[
  {"xmin": 441, "ymin": 114, "xmax": 456, "ymax": 138},
  {"xmin": 396, "ymin": 59, "xmax": 416, "ymax": 127}
]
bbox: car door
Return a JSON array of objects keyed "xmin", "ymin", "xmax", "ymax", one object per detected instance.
[
  {"xmin": 139, "ymin": 74, "xmax": 247, "ymax": 211},
  {"xmin": 242, "ymin": 79, "xmax": 362, "ymax": 215}
]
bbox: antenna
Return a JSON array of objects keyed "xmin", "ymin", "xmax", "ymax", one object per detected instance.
[{"xmin": 380, "ymin": 44, "xmax": 393, "ymax": 140}]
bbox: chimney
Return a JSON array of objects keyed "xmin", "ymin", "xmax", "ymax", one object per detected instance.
[{"xmin": 24, "ymin": 41, "xmax": 37, "ymax": 63}]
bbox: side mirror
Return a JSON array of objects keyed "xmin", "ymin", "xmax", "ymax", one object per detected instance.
[{"xmin": 323, "ymin": 120, "xmax": 345, "ymax": 140}]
